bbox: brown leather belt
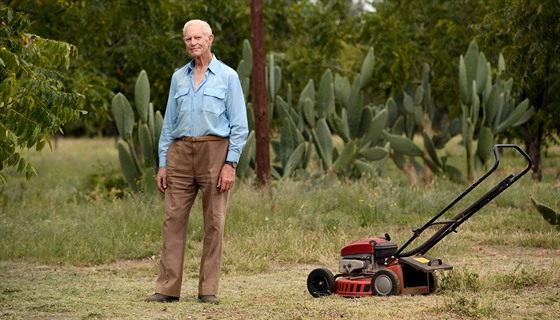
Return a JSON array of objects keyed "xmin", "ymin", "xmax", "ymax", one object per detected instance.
[{"xmin": 180, "ymin": 135, "xmax": 224, "ymax": 142}]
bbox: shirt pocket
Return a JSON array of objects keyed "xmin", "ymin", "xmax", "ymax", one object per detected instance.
[
  {"xmin": 174, "ymin": 86, "xmax": 191, "ymax": 99},
  {"xmin": 202, "ymin": 87, "xmax": 227, "ymax": 115}
]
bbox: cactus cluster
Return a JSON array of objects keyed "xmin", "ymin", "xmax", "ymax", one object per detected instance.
[
  {"xmin": 385, "ymin": 64, "xmax": 464, "ymax": 183},
  {"xmin": 378, "ymin": 41, "xmax": 534, "ymax": 183},
  {"xmin": 459, "ymin": 41, "xmax": 534, "ymax": 180},
  {"xmin": 233, "ymin": 41, "xmax": 534, "ymax": 184},
  {"xmin": 271, "ymin": 78, "xmax": 313, "ymax": 178},
  {"xmin": 112, "ymin": 70, "xmax": 163, "ymax": 192},
  {"xmin": 113, "ymin": 41, "xmax": 534, "ymax": 190},
  {"xmin": 272, "ymin": 48, "xmax": 398, "ymax": 179}
]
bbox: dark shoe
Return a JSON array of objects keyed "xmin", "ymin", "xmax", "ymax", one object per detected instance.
[
  {"xmin": 146, "ymin": 293, "xmax": 179, "ymax": 303},
  {"xmin": 198, "ymin": 295, "xmax": 220, "ymax": 305}
]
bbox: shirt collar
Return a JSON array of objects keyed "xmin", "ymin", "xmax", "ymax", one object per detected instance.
[{"xmin": 186, "ymin": 54, "xmax": 219, "ymax": 75}]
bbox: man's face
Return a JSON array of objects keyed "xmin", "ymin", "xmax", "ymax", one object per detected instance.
[{"xmin": 183, "ymin": 24, "xmax": 213, "ymax": 58}]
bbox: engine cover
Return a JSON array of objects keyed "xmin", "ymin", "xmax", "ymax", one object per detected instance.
[
  {"xmin": 341, "ymin": 237, "xmax": 398, "ymax": 264},
  {"xmin": 339, "ymin": 259, "xmax": 366, "ymax": 274}
]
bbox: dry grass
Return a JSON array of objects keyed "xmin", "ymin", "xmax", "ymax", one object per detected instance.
[
  {"xmin": 1, "ymin": 138, "xmax": 560, "ymax": 319},
  {"xmin": 1, "ymin": 250, "xmax": 559, "ymax": 320}
]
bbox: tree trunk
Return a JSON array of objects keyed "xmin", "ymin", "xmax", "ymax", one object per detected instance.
[
  {"xmin": 251, "ymin": 0, "xmax": 271, "ymax": 189},
  {"xmin": 524, "ymin": 122, "xmax": 543, "ymax": 181}
]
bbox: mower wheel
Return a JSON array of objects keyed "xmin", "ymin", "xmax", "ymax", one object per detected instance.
[
  {"xmin": 371, "ymin": 269, "xmax": 400, "ymax": 296},
  {"xmin": 307, "ymin": 268, "xmax": 335, "ymax": 297},
  {"xmin": 428, "ymin": 272, "xmax": 438, "ymax": 294}
]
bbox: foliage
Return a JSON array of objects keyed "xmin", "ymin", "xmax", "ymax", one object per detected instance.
[
  {"xmin": 77, "ymin": 167, "xmax": 132, "ymax": 202},
  {"xmin": 359, "ymin": 0, "xmax": 490, "ymax": 108},
  {"xmin": 0, "ymin": 4, "xmax": 84, "ymax": 184},
  {"xmin": 4, "ymin": 0, "xmax": 254, "ymax": 135},
  {"xmin": 475, "ymin": 0, "xmax": 560, "ymax": 119},
  {"xmin": 276, "ymin": 0, "xmax": 367, "ymax": 93},
  {"xmin": 474, "ymin": 0, "xmax": 560, "ymax": 179},
  {"xmin": 3, "ymin": 0, "xmax": 557, "ymax": 186}
]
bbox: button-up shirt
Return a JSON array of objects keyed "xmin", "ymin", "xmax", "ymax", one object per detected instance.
[{"xmin": 158, "ymin": 55, "xmax": 249, "ymax": 167}]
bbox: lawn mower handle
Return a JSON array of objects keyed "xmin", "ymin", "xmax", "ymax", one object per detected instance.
[{"xmin": 390, "ymin": 144, "xmax": 532, "ymax": 260}]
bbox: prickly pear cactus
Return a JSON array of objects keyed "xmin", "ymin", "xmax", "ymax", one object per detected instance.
[
  {"xmin": 458, "ymin": 41, "xmax": 534, "ymax": 180},
  {"xmin": 306, "ymin": 48, "xmax": 393, "ymax": 178},
  {"xmin": 112, "ymin": 70, "xmax": 162, "ymax": 192},
  {"xmin": 531, "ymin": 196, "xmax": 560, "ymax": 227},
  {"xmin": 233, "ymin": 38, "xmax": 533, "ymax": 184}
]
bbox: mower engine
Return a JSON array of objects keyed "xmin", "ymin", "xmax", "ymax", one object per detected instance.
[
  {"xmin": 338, "ymin": 236, "xmax": 397, "ymax": 274},
  {"xmin": 333, "ymin": 236, "xmax": 408, "ymax": 297}
]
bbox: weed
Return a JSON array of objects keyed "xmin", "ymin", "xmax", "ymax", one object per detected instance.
[
  {"xmin": 439, "ymin": 269, "xmax": 481, "ymax": 292},
  {"xmin": 438, "ymin": 294, "xmax": 497, "ymax": 318},
  {"xmin": 75, "ymin": 165, "xmax": 132, "ymax": 202},
  {"xmin": 496, "ymin": 264, "xmax": 544, "ymax": 290}
]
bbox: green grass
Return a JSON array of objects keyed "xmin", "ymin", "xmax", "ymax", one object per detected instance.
[{"xmin": 1, "ymin": 138, "xmax": 559, "ymax": 319}]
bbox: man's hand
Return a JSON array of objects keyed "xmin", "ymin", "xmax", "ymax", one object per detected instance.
[
  {"xmin": 217, "ymin": 164, "xmax": 236, "ymax": 193},
  {"xmin": 157, "ymin": 167, "xmax": 167, "ymax": 194}
]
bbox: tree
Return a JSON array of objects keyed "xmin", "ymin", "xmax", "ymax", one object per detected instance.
[
  {"xmin": 474, "ymin": 0, "xmax": 560, "ymax": 180},
  {"xmin": 273, "ymin": 0, "xmax": 367, "ymax": 93},
  {"xmin": 359, "ymin": 0, "xmax": 490, "ymax": 109},
  {"xmin": 5, "ymin": 0, "xmax": 253, "ymax": 135},
  {"xmin": 5, "ymin": 0, "xmax": 377, "ymax": 136},
  {"xmin": 0, "ymin": 4, "xmax": 84, "ymax": 183}
]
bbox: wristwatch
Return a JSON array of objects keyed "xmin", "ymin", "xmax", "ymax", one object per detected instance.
[{"xmin": 225, "ymin": 161, "xmax": 238, "ymax": 169}]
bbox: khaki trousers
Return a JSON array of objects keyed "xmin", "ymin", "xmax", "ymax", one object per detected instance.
[{"xmin": 155, "ymin": 138, "xmax": 229, "ymax": 297}]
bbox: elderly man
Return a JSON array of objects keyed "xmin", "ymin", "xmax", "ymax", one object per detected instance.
[{"xmin": 146, "ymin": 19, "xmax": 248, "ymax": 304}]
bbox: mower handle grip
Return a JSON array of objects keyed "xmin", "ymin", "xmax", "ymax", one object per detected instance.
[{"xmin": 488, "ymin": 144, "xmax": 532, "ymax": 182}]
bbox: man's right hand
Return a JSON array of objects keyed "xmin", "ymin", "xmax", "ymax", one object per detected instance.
[{"xmin": 157, "ymin": 167, "xmax": 168, "ymax": 194}]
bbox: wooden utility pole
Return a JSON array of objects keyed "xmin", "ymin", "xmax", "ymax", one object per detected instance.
[{"xmin": 250, "ymin": 0, "xmax": 271, "ymax": 188}]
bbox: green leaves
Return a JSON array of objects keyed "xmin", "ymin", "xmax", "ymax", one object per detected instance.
[{"xmin": 0, "ymin": 6, "xmax": 83, "ymax": 184}]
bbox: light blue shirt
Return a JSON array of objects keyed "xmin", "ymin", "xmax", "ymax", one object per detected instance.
[{"xmin": 158, "ymin": 55, "xmax": 249, "ymax": 167}]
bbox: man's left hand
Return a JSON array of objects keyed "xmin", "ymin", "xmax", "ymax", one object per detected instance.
[{"xmin": 217, "ymin": 164, "xmax": 236, "ymax": 192}]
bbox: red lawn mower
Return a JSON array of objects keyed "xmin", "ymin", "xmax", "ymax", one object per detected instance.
[{"xmin": 307, "ymin": 144, "xmax": 532, "ymax": 297}]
